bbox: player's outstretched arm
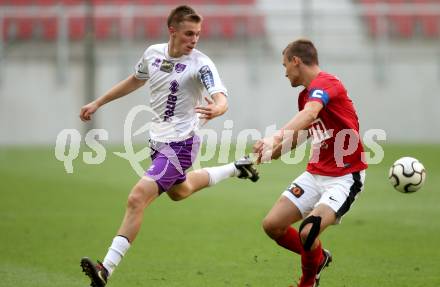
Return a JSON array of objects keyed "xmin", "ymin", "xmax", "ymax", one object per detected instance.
[
  {"xmin": 194, "ymin": 92, "xmax": 228, "ymax": 125},
  {"xmin": 254, "ymin": 101, "xmax": 323, "ymax": 163},
  {"xmin": 79, "ymin": 75, "xmax": 147, "ymax": 121},
  {"xmin": 270, "ymin": 101, "xmax": 323, "ymax": 160}
]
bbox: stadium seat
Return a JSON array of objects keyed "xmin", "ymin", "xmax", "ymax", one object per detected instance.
[
  {"xmin": 245, "ymin": 14, "xmax": 265, "ymax": 37},
  {"xmin": 133, "ymin": 0, "xmax": 158, "ymax": 4},
  {"xmin": 40, "ymin": 17, "xmax": 58, "ymax": 40},
  {"xmin": 34, "ymin": 0, "xmax": 58, "ymax": 5},
  {"xmin": 202, "ymin": 16, "xmax": 231, "ymax": 39},
  {"xmin": 360, "ymin": 0, "xmax": 380, "ymax": 37},
  {"xmin": 2, "ymin": 18, "xmax": 16, "ymax": 41},
  {"xmin": 214, "ymin": 0, "xmax": 256, "ymax": 4},
  {"xmin": 92, "ymin": 0, "xmax": 132, "ymax": 5},
  {"xmin": 133, "ymin": 16, "xmax": 166, "ymax": 39},
  {"xmin": 361, "ymin": 0, "xmax": 440, "ymax": 39},
  {"xmin": 0, "ymin": 0, "xmax": 265, "ymax": 41},
  {"xmin": 8, "ymin": 18, "xmax": 34, "ymax": 40},
  {"xmin": 134, "ymin": 0, "xmax": 190, "ymax": 5},
  {"xmin": 203, "ymin": 14, "xmax": 264, "ymax": 39},
  {"xmin": 415, "ymin": 0, "xmax": 439, "ymax": 38},
  {"xmin": 61, "ymin": 0, "xmax": 83, "ymax": 5},
  {"xmin": 216, "ymin": 16, "xmax": 235, "ymax": 39},
  {"xmin": 94, "ymin": 17, "xmax": 120, "ymax": 40},
  {"xmin": 69, "ymin": 17, "xmax": 86, "ymax": 40},
  {"xmin": 4, "ymin": 0, "xmax": 32, "ymax": 5},
  {"xmin": 387, "ymin": 0, "xmax": 415, "ymax": 38}
]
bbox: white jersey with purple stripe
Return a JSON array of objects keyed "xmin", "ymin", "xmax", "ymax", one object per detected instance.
[{"xmin": 134, "ymin": 43, "xmax": 228, "ymax": 143}]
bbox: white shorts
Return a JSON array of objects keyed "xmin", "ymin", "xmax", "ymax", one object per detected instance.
[{"xmin": 282, "ymin": 170, "xmax": 366, "ymax": 222}]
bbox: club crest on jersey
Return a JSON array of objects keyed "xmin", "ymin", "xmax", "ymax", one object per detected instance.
[
  {"xmin": 288, "ymin": 183, "xmax": 304, "ymax": 198},
  {"xmin": 152, "ymin": 58, "xmax": 161, "ymax": 68},
  {"xmin": 308, "ymin": 118, "xmax": 332, "ymax": 145},
  {"xmin": 175, "ymin": 63, "xmax": 187, "ymax": 73},
  {"xmin": 160, "ymin": 59, "xmax": 174, "ymax": 73}
]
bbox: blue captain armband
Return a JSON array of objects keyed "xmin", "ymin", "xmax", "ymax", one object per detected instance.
[{"xmin": 309, "ymin": 89, "xmax": 329, "ymax": 106}]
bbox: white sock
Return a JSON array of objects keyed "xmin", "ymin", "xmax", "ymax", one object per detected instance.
[
  {"xmin": 204, "ymin": 163, "xmax": 240, "ymax": 186},
  {"xmin": 102, "ymin": 236, "xmax": 131, "ymax": 276}
]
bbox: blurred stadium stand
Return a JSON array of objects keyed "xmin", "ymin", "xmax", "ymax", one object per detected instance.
[
  {"xmin": 0, "ymin": 0, "xmax": 439, "ymax": 144},
  {"xmin": 1, "ymin": 0, "xmax": 265, "ymax": 41},
  {"xmin": 361, "ymin": 0, "xmax": 439, "ymax": 39}
]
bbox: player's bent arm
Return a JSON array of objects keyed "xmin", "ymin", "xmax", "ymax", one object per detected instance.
[
  {"xmin": 270, "ymin": 101, "xmax": 323, "ymax": 160},
  {"xmin": 281, "ymin": 101, "xmax": 322, "ymax": 133},
  {"xmin": 211, "ymin": 92, "xmax": 228, "ymax": 117},
  {"xmin": 194, "ymin": 92, "xmax": 228, "ymax": 122},
  {"xmin": 268, "ymin": 129, "xmax": 307, "ymax": 161}
]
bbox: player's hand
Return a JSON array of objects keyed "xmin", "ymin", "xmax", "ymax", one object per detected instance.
[
  {"xmin": 253, "ymin": 133, "xmax": 285, "ymax": 164},
  {"xmin": 253, "ymin": 149, "xmax": 274, "ymax": 165},
  {"xmin": 79, "ymin": 101, "xmax": 99, "ymax": 122},
  {"xmin": 195, "ymin": 96, "xmax": 224, "ymax": 125},
  {"xmin": 253, "ymin": 139, "xmax": 265, "ymax": 155},
  {"xmin": 253, "ymin": 138, "xmax": 273, "ymax": 164},
  {"xmin": 253, "ymin": 141, "xmax": 264, "ymax": 164},
  {"xmin": 253, "ymin": 136, "xmax": 279, "ymax": 154},
  {"xmin": 258, "ymin": 149, "xmax": 275, "ymax": 164}
]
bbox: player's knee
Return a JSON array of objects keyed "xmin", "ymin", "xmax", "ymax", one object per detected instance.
[
  {"xmin": 168, "ymin": 183, "xmax": 193, "ymax": 201},
  {"xmin": 299, "ymin": 215, "xmax": 322, "ymax": 251},
  {"xmin": 127, "ymin": 192, "xmax": 143, "ymax": 210},
  {"xmin": 299, "ymin": 225, "xmax": 311, "ymax": 243},
  {"xmin": 127, "ymin": 184, "xmax": 148, "ymax": 210},
  {"xmin": 167, "ymin": 190, "xmax": 186, "ymax": 201},
  {"xmin": 262, "ymin": 217, "xmax": 285, "ymax": 239}
]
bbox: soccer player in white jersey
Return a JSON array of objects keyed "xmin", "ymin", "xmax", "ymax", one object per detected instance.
[{"xmin": 78, "ymin": 5, "xmax": 258, "ymax": 287}]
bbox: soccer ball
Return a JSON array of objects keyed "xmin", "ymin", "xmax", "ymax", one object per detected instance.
[{"xmin": 388, "ymin": 157, "xmax": 426, "ymax": 193}]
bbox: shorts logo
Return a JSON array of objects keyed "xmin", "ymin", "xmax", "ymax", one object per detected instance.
[{"xmin": 288, "ymin": 183, "xmax": 304, "ymax": 198}]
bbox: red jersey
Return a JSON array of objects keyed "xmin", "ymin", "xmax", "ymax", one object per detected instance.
[{"xmin": 298, "ymin": 71, "xmax": 368, "ymax": 176}]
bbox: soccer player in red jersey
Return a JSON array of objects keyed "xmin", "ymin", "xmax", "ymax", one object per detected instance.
[{"xmin": 253, "ymin": 39, "xmax": 368, "ymax": 287}]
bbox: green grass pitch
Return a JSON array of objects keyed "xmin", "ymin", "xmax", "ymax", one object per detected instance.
[{"xmin": 1, "ymin": 144, "xmax": 439, "ymax": 287}]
